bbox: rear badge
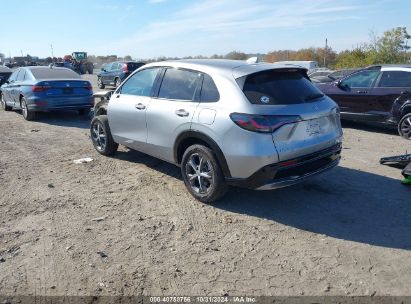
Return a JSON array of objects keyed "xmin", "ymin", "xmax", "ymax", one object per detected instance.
[{"xmin": 260, "ymin": 96, "xmax": 270, "ymax": 104}]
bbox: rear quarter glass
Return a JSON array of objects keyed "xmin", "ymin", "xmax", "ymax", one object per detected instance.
[{"xmin": 237, "ymin": 69, "xmax": 324, "ymax": 105}]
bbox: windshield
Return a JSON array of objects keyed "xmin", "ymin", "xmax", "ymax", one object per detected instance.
[{"xmin": 239, "ymin": 69, "xmax": 324, "ymax": 105}]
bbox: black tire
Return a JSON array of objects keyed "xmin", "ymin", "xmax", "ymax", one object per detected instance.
[
  {"xmin": 1, "ymin": 93, "xmax": 12, "ymax": 111},
  {"xmin": 115, "ymin": 78, "xmax": 122, "ymax": 88},
  {"xmin": 79, "ymin": 108, "xmax": 91, "ymax": 116},
  {"xmin": 97, "ymin": 77, "xmax": 105, "ymax": 89},
  {"xmin": 181, "ymin": 144, "xmax": 228, "ymax": 203},
  {"xmin": 90, "ymin": 115, "xmax": 118, "ymax": 155},
  {"xmin": 87, "ymin": 63, "xmax": 94, "ymax": 74},
  {"xmin": 21, "ymin": 97, "xmax": 36, "ymax": 121},
  {"xmin": 398, "ymin": 113, "xmax": 411, "ymax": 140}
]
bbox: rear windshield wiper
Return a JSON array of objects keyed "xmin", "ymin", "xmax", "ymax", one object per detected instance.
[{"xmin": 304, "ymin": 93, "xmax": 324, "ymax": 101}]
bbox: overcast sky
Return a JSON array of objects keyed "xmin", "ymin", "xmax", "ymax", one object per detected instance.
[{"xmin": 1, "ymin": 0, "xmax": 410, "ymax": 59}]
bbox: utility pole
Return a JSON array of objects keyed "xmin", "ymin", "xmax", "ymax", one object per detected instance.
[
  {"xmin": 50, "ymin": 44, "xmax": 54, "ymax": 58},
  {"xmin": 324, "ymin": 38, "xmax": 328, "ymax": 67}
]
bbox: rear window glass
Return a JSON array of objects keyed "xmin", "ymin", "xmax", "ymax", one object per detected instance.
[
  {"xmin": 31, "ymin": 68, "xmax": 81, "ymax": 79},
  {"xmin": 126, "ymin": 62, "xmax": 145, "ymax": 71},
  {"xmin": 240, "ymin": 70, "xmax": 324, "ymax": 105}
]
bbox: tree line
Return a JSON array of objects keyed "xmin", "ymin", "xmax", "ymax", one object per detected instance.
[
  {"xmin": 141, "ymin": 27, "xmax": 411, "ymax": 69},
  {"xmin": 239, "ymin": 27, "xmax": 410, "ymax": 69},
  {"xmin": 1, "ymin": 27, "xmax": 409, "ymax": 69}
]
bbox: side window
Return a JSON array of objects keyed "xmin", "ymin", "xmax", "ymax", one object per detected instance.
[
  {"xmin": 120, "ymin": 67, "xmax": 161, "ymax": 97},
  {"xmin": 24, "ymin": 71, "xmax": 33, "ymax": 81},
  {"xmin": 378, "ymin": 71, "xmax": 411, "ymax": 88},
  {"xmin": 112, "ymin": 63, "xmax": 119, "ymax": 70},
  {"xmin": 341, "ymin": 70, "xmax": 380, "ymax": 88},
  {"xmin": 158, "ymin": 68, "xmax": 201, "ymax": 101},
  {"xmin": 16, "ymin": 70, "xmax": 26, "ymax": 81},
  {"xmin": 9, "ymin": 70, "xmax": 20, "ymax": 82},
  {"xmin": 103, "ymin": 63, "xmax": 111, "ymax": 71},
  {"xmin": 200, "ymin": 74, "xmax": 220, "ymax": 102}
]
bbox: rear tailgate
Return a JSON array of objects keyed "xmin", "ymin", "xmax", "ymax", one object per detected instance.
[
  {"xmin": 43, "ymin": 80, "xmax": 92, "ymax": 97},
  {"xmin": 236, "ymin": 68, "xmax": 342, "ymax": 161},
  {"xmin": 270, "ymin": 101, "xmax": 342, "ymax": 161}
]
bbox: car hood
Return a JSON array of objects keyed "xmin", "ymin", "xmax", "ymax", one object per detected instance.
[{"xmin": 314, "ymin": 82, "xmax": 334, "ymax": 93}]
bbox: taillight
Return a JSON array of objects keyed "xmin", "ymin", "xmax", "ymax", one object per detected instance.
[
  {"xmin": 230, "ymin": 113, "xmax": 301, "ymax": 133},
  {"xmin": 123, "ymin": 64, "xmax": 128, "ymax": 73},
  {"xmin": 83, "ymin": 82, "xmax": 92, "ymax": 90},
  {"xmin": 32, "ymin": 85, "xmax": 50, "ymax": 92}
]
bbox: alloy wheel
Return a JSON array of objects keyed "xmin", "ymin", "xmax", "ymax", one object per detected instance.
[
  {"xmin": 400, "ymin": 117, "xmax": 411, "ymax": 139},
  {"xmin": 91, "ymin": 121, "xmax": 107, "ymax": 151},
  {"xmin": 185, "ymin": 153, "xmax": 214, "ymax": 194},
  {"xmin": 21, "ymin": 99, "xmax": 28, "ymax": 119},
  {"xmin": 1, "ymin": 95, "xmax": 5, "ymax": 110}
]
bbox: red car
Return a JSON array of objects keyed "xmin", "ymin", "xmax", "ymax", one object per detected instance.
[{"xmin": 316, "ymin": 65, "xmax": 411, "ymax": 139}]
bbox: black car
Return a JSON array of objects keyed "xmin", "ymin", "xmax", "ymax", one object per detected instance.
[
  {"xmin": 311, "ymin": 68, "xmax": 360, "ymax": 84},
  {"xmin": 316, "ymin": 65, "xmax": 411, "ymax": 139},
  {"xmin": 97, "ymin": 61, "xmax": 145, "ymax": 89},
  {"xmin": 0, "ymin": 66, "xmax": 12, "ymax": 87}
]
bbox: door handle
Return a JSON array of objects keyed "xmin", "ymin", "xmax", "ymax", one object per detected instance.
[
  {"xmin": 356, "ymin": 90, "xmax": 368, "ymax": 94},
  {"xmin": 135, "ymin": 103, "xmax": 146, "ymax": 110},
  {"xmin": 175, "ymin": 109, "xmax": 189, "ymax": 117}
]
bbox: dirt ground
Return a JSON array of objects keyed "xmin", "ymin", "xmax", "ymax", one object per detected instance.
[{"xmin": 0, "ymin": 74, "xmax": 410, "ymax": 297}]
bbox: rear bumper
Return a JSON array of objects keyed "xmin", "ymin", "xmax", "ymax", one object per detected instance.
[
  {"xmin": 27, "ymin": 96, "xmax": 93, "ymax": 111},
  {"xmin": 226, "ymin": 143, "xmax": 341, "ymax": 190}
]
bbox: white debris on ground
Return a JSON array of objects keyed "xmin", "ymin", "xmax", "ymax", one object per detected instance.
[{"xmin": 73, "ymin": 157, "xmax": 93, "ymax": 164}]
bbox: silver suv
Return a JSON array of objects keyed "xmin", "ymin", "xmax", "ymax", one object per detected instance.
[{"xmin": 91, "ymin": 59, "xmax": 343, "ymax": 202}]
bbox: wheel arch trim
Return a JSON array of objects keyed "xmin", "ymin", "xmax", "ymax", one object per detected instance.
[
  {"xmin": 174, "ymin": 130, "xmax": 231, "ymax": 178},
  {"xmin": 400, "ymin": 101, "xmax": 411, "ymax": 116}
]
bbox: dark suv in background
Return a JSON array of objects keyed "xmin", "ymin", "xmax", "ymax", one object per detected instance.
[
  {"xmin": 0, "ymin": 66, "xmax": 12, "ymax": 87},
  {"xmin": 97, "ymin": 61, "xmax": 145, "ymax": 89},
  {"xmin": 316, "ymin": 65, "xmax": 411, "ymax": 139}
]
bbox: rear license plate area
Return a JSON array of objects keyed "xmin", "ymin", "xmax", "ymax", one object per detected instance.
[{"xmin": 63, "ymin": 88, "xmax": 73, "ymax": 94}]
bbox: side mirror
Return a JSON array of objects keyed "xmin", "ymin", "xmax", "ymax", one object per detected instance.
[
  {"xmin": 101, "ymin": 68, "xmax": 106, "ymax": 72},
  {"xmin": 335, "ymin": 79, "xmax": 348, "ymax": 90}
]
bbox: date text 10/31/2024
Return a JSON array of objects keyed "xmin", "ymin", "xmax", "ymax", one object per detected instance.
[{"xmin": 149, "ymin": 297, "xmax": 256, "ymax": 303}]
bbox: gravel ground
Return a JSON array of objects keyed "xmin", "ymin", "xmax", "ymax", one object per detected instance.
[{"xmin": 0, "ymin": 74, "xmax": 410, "ymax": 297}]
